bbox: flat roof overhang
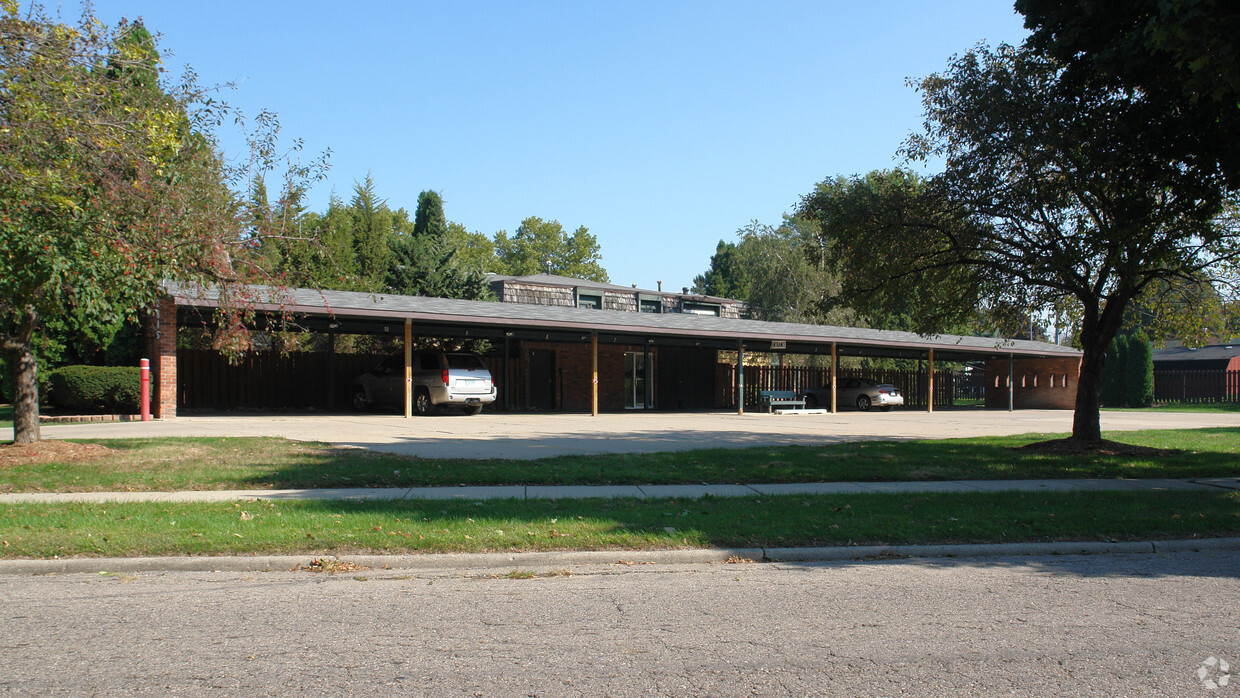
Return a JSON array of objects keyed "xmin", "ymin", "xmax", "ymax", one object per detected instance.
[{"xmin": 169, "ymin": 282, "xmax": 1080, "ymax": 362}]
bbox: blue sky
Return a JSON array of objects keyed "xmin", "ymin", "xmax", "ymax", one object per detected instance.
[{"xmin": 76, "ymin": 1, "xmax": 1031, "ymax": 291}]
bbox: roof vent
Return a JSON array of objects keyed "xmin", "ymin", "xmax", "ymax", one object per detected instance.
[
  {"xmin": 657, "ymin": 280, "xmax": 662, "ymax": 292},
  {"xmin": 683, "ymin": 287, "xmax": 689, "ymax": 294}
]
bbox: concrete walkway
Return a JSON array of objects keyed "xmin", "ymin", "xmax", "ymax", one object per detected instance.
[{"xmin": 4, "ymin": 476, "xmax": 1238, "ymax": 504}]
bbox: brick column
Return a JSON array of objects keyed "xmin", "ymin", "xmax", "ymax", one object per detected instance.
[{"xmin": 146, "ymin": 296, "xmax": 178, "ymax": 419}]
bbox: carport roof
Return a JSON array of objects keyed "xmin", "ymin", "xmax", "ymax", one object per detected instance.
[{"xmin": 167, "ymin": 282, "xmax": 1079, "ymax": 361}]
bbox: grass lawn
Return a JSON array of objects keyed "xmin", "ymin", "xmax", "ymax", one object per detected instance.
[
  {"xmin": 2, "ymin": 428, "xmax": 1239, "ymax": 493},
  {"xmin": 2, "ymin": 489, "xmax": 1236, "ymax": 559},
  {"xmin": 1118, "ymin": 403, "xmax": 1240, "ymax": 413}
]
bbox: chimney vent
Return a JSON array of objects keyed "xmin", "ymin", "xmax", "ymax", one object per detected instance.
[{"xmin": 657, "ymin": 280, "xmax": 662, "ymax": 292}]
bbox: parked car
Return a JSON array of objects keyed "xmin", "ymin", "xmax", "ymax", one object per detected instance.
[
  {"xmin": 352, "ymin": 350, "xmax": 496, "ymax": 415},
  {"xmin": 798, "ymin": 378, "xmax": 904, "ymax": 412}
]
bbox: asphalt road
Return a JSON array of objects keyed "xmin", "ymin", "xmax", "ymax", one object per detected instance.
[
  {"xmin": 25, "ymin": 408, "xmax": 1240, "ymax": 459},
  {"xmin": 3, "ymin": 550, "xmax": 1238, "ymax": 696}
]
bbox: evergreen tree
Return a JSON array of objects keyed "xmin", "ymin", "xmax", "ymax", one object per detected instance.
[
  {"xmin": 1125, "ymin": 331, "xmax": 1154, "ymax": 408},
  {"xmin": 349, "ymin": 175, "xmax": 393, "ymax": 292},
  {"xmin": 412, "ymin": 190, "xmax": 447, "ymax": 239},
  {"xmin": 1099, "ymin": 335, "xmax": 1125, "ymax": 407}
]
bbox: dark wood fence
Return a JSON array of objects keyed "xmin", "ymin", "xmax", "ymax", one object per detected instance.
[
  {"xmin": 177, "ymin": 350, "xmax": 386, "ymax": 410},
  {"xmin": 1154, "ymin": 370, "xmax": 1240, "ymax": 404},
  {"xmin": 178, "ymin": 350, "xmax": 517, "ymax": 411},
  {"xmin": 718, "ymin": 366, "xmax": 960, "ymax": 409}
]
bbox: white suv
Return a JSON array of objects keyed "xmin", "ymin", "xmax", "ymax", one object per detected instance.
[{"xmin": 352, "ymin": 351, "xmax": 496, "ymax": 415}]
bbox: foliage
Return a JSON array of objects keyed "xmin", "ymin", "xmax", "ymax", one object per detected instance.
[
  {"xmin": 493, "ymin": 217, "xmax": 608, "ymax": 282},
  {"xmin": 1017, "ymin": 0, "xmax": 1240, "ymax": 186},
  {"xmin": 412, "ymin": 190, "xmax": 447, "ymax": 239},
  {"xmin": 0, "ymin": 6, "xmax": 325, "ymax": 442},
  {"xmin": 1125, "ymin": 331, "xmax": 1154, "ymax": 409},
  {"xmin": 442, "ymin": 221, "xmax": 497, "ymax": 273},
  {"xmin": 800, "ymin": 45, "xmax": 1240, "ymax": 441},
  {"xmin": 47, "ymin": 365, "xmax": 145, "ymax": 413},
  {"xmin": 798, "ymin": 170, "xmax": 980, "ymax": 334},
  {"xmin": 1100, "ymin": 336, "xmax": 1125, "ymax": 408},
  {"xmin": 347, "ymin": 175, "xmax": 394, "ymax": 291},
  {"xmin": 386, "ymin": 232, "xmax": 493, "ymax": 301},
  {"xmin": 1100, "ymin": 332, "xmax": 1155, "ymax": 408},
  {"xmin": 692, "ymin": 241, "xmax": 748, "ymax": 299},
  {"xmin": 734, "ymin": 218, "xmax": 844, "ymax": 324}
]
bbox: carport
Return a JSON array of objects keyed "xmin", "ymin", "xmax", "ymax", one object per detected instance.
[{"xmin": 146, "ymin": 283, "xmax": 1081, "ymax": 419}]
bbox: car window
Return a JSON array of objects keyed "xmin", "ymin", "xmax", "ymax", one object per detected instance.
[
  {"xmin": 447, "ymin": 353, "xmax": 484, "ymax": 370},
  {"xmin": 419, "ymin": 353, "xmax": 439, "ymax": 371}
]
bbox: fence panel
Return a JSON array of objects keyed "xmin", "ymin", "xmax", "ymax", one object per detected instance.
[
  {"xmin": 718, "ymin": 366, "xmax": 959, "ymax": 409},
  {"xmin": 1153, "ymin": 369, "xmax": 1240, "ymax": 404}
]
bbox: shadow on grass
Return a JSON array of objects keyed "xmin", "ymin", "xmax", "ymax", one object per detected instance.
[
  {"xmin": 9, "ymin": 491, "xmax": 1238, "ymax": 582},
  {"xmin": 245, "ymin": 429, "xmax": 1240, "ymax": 489}
]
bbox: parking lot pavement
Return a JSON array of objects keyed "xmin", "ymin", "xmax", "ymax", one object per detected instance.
[{"xmin": 19, "ymin": 408, "xmax": 1240, "ymax": 460}]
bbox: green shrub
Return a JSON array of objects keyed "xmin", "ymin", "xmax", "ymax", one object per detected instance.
[
  {"xmin": 1100, "ymin": 336, "xmax": 1125, "ymax": 407},
  {"xmin": 48, "ymin": 365, "xmax": 147, "ymax": 414},
  {"xmin": 1125, "ymin": 331, "xmax": 1154, "ymax": 408}
]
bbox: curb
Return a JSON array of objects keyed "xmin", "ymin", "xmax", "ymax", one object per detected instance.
[{"xmin": 3, "ymin": 538, "xmax": 1238, "ymax": 576}]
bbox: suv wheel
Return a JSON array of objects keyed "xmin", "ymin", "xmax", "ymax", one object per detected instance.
[
  {"xmin": 465, "ymin": 405, "xmax": 483, "ymax": 416},
  {"xmin": 352, "ymin": 388, "xmax": 369, "ymax": 411},
  {"xmin": 414, "ymin": 388, "xmax": 432, "ymax": 416}
]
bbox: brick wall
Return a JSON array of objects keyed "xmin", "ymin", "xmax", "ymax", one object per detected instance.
[
  {"xmin": 146, "ymin": 296, "xmax": 178, "ymax": 418},
  {"xmin": 985, "ymin": 356, "xmax": 1079, "ymax": 409},
  {"xmin": 519, "ymin": 340, "xmax": 651, "ymax": 412}
]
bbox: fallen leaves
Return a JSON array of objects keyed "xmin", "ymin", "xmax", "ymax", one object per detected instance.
[{"xmin": 293, "ymin": 558, "xmax": 371, "ymax": 574}]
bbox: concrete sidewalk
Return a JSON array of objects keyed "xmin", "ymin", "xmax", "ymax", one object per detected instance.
[{"xmin": 4, "ymin": 476, "xmax": 1238, "ymax": 504}]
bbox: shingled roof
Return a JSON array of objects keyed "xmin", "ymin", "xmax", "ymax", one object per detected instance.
[{"xmin": 166, "ymin": 282, "xmax": 1079, "ymax": 361}]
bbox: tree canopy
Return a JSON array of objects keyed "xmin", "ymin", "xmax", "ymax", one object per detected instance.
[
  {"xmin": 798, "ymin": 44, "xmax": 1240, "ymax": 441},
  {"xmin": 0, "ymin": 6, "xmax": 325, "ymax": 442},
  {"xmin": 1017, "ymin": 0, "xmax": 1240, "ymax": 186},
  {"xmin": 492, "ymin": 217, "xmax": 608, "ymax": 282}
]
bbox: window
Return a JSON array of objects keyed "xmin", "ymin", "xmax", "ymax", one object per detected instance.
[
  {"xmin": 639, "ymin": 299, "xmax": 662, "ymax": 313},
  {"xmin": 682, "ymin": 301, "xmax": 720, "ymax": 316},
  {"xmin": 576, "ymin": 292, "xmax": 602, "ymax": 310}
]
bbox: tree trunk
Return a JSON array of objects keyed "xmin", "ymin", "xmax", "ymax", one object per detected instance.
[
  {"xmin": 4, "ymin": 307, "xmax": 40, "ymax": 444},
  {"xmin": 1072, "ymin": 339, "xmax": 1106, "ymax": 441},
  {"xmin": 1071, "ymin": 293, "xmax": 1132, "ymax": 442}
]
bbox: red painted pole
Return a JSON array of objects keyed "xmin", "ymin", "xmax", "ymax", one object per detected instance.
[{"xmin": 140, "ymin": 358, "xmax": 151, "ymax": 422}]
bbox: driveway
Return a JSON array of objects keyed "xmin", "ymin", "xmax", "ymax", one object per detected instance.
[{"xmin": 21, "ymin": 408, "xmax": 1240, "ymax": 459}]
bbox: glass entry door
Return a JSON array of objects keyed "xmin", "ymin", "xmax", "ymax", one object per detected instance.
[{"xmin": 624, "ymin": 352, "xmax": 647, "ymax": 409}]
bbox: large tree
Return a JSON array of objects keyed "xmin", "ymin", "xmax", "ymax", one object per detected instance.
[
  {"xmin": 1017, "ymin": 0, "xmax": 1240, "ymax": 186},
  {"xmin": 493, "ymin": 217, "xmax": 608, "ymax": 282},
  {"xmin": 692, "ymin": 241, "xmax": 748, "ymax": 300},
  {"xmin": 800, "ymin": 45, "xmax": 1239, "ymax": 442},
  {"xmin": 0, "ymin": 6, "xmax": 322, "ymax": 442}
]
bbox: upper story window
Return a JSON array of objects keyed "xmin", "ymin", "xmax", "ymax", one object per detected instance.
[
  {"xmin": 639, "ymin": 298, "xmax": 662, "ymax": 313},
  {"xmin": 576, "ymin": 292, "xmax": 602, "ymax": 309},
  {"xmin": 682, "ymin": 301, "xmax": 721, "ymax": 316}
]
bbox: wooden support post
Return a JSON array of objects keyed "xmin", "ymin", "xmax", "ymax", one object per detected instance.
[
  {"xmin": 927, "ymin": 349, "xmax": 935, "ymax": 413},
  {"xmin": 643, "ymin": 343, "xmax": 652, "ymax": 410},
  {"xmin": 503, "ymin": 335, "xmax": 511, "ymax": 411},
  {"xmin": 1008, "ymin": 354, "xmax": 1014, "ymax": 412},
  {"xmin": 591, "ymin": 332, "xmax": 599, "ymax": 416},
  {"xmin": 327, "ymin": 331, "xmax": 336, "ymax": 411},
  {"xmin": 737, "ymin": 340, "xmax": 745, "ymax": 415},
  {"xmin": 830, "ymin": 342, "xmax": 838, "ymax": 414},
  {"xmin": 404, "ymin": 319, "xmax": 413, "ymax": 419}
]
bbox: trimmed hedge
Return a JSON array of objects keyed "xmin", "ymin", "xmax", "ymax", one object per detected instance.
[
  {"xmin": 48, "ymin": 365, "xmax": 146, "ymax": 414},
  {"xmin": 1100, "ymin": 332, "xmax": 1154, "ymax": 408}
]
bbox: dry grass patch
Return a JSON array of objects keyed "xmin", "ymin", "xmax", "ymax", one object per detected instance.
[{"xmin": 0, "ymin": 441, "xmax": 113, "ymax": 468}]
